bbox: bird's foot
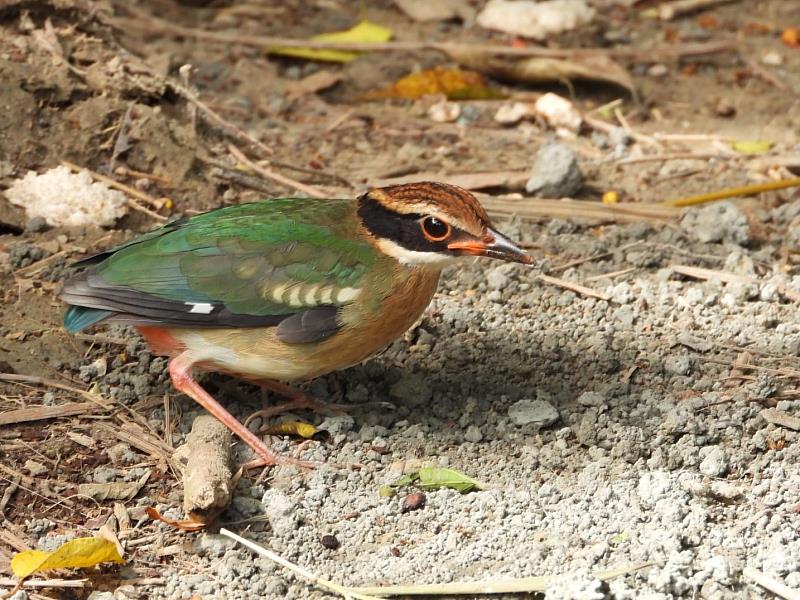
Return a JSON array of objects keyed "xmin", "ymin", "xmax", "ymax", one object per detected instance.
[{"xmin": 242, "ymin": 378, "xmax": 354, "ymax": 432}]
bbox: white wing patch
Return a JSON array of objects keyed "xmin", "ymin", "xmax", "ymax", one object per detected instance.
[{"xmin": 186, "ymin": 302, "xmax": 215, "ymax": 314}]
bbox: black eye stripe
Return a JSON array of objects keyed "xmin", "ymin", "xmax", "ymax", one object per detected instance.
[{"xmin": 358, "ymin": 198, "xmax": 452, "ymax": 253}]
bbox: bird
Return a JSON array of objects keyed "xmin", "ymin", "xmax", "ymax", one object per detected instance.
[{"xmin": 61, "ymin": 182, "xmax": 532, "ymax": 467}]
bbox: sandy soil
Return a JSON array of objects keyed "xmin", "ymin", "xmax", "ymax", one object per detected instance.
[{"xmin": 1, "ymin": 1, "xmax": 799, "ymax": 599}]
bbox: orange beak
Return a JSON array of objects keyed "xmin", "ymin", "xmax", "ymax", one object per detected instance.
[{"xmin": 447, "ymin": 229, "xmax": 533, "ymax": 265}]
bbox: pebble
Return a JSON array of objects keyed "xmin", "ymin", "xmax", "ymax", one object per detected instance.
[
  {"xmin": 402, "ymin": 491, "xmax": 427, "ymax": 513},
  {"xmin": 699, "ymin": 446, "xmax": 729, "ymax": 477},
  {"xmin": 508, "ymin": 398, "xmax": 559, "ymax": 427},
  {"xmin": 427, "ymin": 100, "xmax": 461, "ymax": 123},
  {"xmin": 464, "ymin": 425, "xmax": 483, "ymax": 443},
  {"xmin": 261, "ymin": 489, "xmax": 299, "ymax": 536},
  {"xmin": 486, "ymin": 267, "xmax": 510, "ymax": 291},
  {"xmin": 193, "ymin": 533, "xmax": 237, "ymax": 557},
  {"xmin": 320, "ymin": 534, "xmax": 341, "ymax": 550},
  {"xmin": 24, "ymin": 216, "xmax": 48, "ymax": 233},
  {"xmin": 24, "ymin": 459, "xmax": 48, "ymax": 476},
  {"xmin": 648, "ymin": 64, "xmax": 669, "ymax": 77},
  {"xmin": 681, "ymin": 202, "xmax": 750, "ymax": 245},
  {"xmin": 525, "ymin": 141, "xmax": 583, "ymax": 198},
  {"xmin": 664, "ymin": 354, "xmax": 692, "ymax": 376}
]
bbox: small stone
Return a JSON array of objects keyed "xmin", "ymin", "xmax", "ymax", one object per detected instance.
[
  {"xmin": 577, "ymin": 391, "xmax": 606, "ymax": 408},
  {"xmin": 320, "ymin": 534, "xmax": 341, "ymax": 550},
  {"xmin": 609, "ymin": 282, "xmax": 635, "ymax": 304},
  {"xmin": 699, "ymin": 446, "xmax": 728, "ymax": 477},
  {"xmin": 87, "ymin": 593, "xmax": 115, "ymax": 600},
  {"xmin": 428, "ymin": 100, "xmax": 460, "ymax": 123},
  {"xmin": 193, "ymin": 533, "xmax": 236, "ymax": 557},
  {"xmin": 318, "ymin": 414, "xmax": 355, "ymax": 435},
  {"xmin": 494, "ymin": 101, "xmax": 535, "ymax": 125},
  {"xmin": 486, "ymin": 267, "xmax": 510, "ymax": 291},
  {"xmin": 525, "ymin": 141, "xmax": 583, "ymax": 198},
  {"xmin": 508, "ymin": 398, "xmax": 559, "ymax": 427},
  {"xmin": 533, "ymin": 93, "xmax": 582, "ymax": 133},
  {"xmin": 93, "ymin": 465, "xmax": 119, "ymax": 483},
  {"xmin": 709, "ymin": 96, "xmax": 736, "ymax": 118},
  {"xmin": 401, "ymin": 491, "xmax": 426, "ymax": 513},
  {"xmin": 261, "ymin": 489, "xmax": 298, "ymax": 536},
  {"xmin": 681, "ymin": 202, "xmax": 749, "ymax": 245},
  {"xmin": 647, "ymin": 64, "xmax": 669, "ymax": 77},
  {"xmin": 464, "ymin": 425, "xmax": 483, "ymax": 443},
  {"xmin": 24, "ymin": 216, "xmax": 48, "ymax": 233},
  {"xmin": 664, "ymin": 354, "xmax": 692, "ymax": 376},
  {"xmin": 24, "ymin": 459, "xmax": 48, "ymax": 476},
  {"xmin": 762, "ymin": 51, "xmax": 783, "ymax": 65}
]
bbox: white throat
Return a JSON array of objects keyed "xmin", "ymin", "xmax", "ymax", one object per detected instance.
[{"xmin": 375, "ymin": 238, "xmax": 460, "ymax": 266}]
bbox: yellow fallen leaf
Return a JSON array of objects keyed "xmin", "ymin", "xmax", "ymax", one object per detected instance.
[
  {"xmin": 362, "ymin": 66, "xmax": 503, "ymax": 101},
  {"xmin": 270, "ymin": 21, "xmax": 392, "ymax": 63},
  {"xmin": 11, "ymin": 537, "xmax": 123, "ymax": 579},
  {"xmin": 731, "ymin": 140, "xmax": 774, "ymax": 155},
  {"xmin": 264, "ymin": 420, "xmax": 319, "ymax": 439}
]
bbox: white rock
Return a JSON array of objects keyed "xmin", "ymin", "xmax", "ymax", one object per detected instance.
[
  {"xmin": 477, "ymin": 0, "xmax": 595, "ymax": 40},
  {"xmin": 494, "ymin": 102, "xmax": 535, "ymax": 125},
  {"xmin": 762, "ymin": 51, "xmax": 783, "ymax": 66},
  {"xmin": 534, "ymin": 93, "xmax": 582, "ymax": 133},
  {"xmin": 6, "ymin": 166, "xmax": 128, "ymax": 227},
  {"xmin": 427, "ymin": 100, "xmax": 461, "ymax": 123}
]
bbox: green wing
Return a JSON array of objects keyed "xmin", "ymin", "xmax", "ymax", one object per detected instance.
[{"xmin": 62, "ymin": 198, "xmax": 375, "ymax": 339}]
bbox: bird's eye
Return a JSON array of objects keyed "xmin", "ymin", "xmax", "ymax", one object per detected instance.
[{"xmin": 420, "ymin": 216, "xmax": 451, "ymax": 242}]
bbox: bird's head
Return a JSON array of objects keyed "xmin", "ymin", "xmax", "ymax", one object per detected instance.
[{"xmin": 357, "ymin": 182, "xmax": 532, "ymax": 267}]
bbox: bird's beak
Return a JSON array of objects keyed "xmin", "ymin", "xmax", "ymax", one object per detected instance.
[{"xmin": 447, "ymin": 229, "xmax": 533, "ymax": 265}]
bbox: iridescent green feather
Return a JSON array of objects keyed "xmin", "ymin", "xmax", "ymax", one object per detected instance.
[{"xmin": 96, "ymin": 198, "xmax": 376, "ymax": 316}]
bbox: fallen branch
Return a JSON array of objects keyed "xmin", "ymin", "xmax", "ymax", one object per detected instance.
[{"xmin": 174, "ymin": 415, "xmax": 233, "ymax": 523}]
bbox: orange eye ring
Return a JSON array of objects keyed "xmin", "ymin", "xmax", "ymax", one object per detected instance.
[{"xmin": 420, "ymin": 216, "xmax": 451, "ymax": 242}]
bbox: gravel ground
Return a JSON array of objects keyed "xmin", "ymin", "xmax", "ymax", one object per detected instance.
[{"xmin": 136, "ymin": 201, "xmax": 799, "ymax": 599}]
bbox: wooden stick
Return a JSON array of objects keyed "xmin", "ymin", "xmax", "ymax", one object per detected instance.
[
  {"xmin": 0, "ymin": 373, "xmax": 112, "ymax": 409},
  {"xmin": 537, "ymin": 274, "xmax": 611, "ymax": 301},
  {"xmin": 479, "ymin": 195, "xmax": 680, "ymax": 224},
  {"xmin": 60, "ymin": 161, "xmax": 167, "ymax": 222},
  {"xmin": 742, "ymin": 567, "xmax": 800, "ymax": 600},
  {"xmin": 228, "ymin": 144, "xmax": 327, "ymax": 198},
  {"xmin": 661, "ymin": 177, "xmax": 800, "ymax": 207},
  {"xmin": 0, "ymin": 402, "xmax": 98, "ymax": 426},
  {"xmin": 760, "ymin": 409, "xmax": 800, "ymax": 431}
]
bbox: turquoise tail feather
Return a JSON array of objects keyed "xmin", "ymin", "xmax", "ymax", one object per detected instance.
[{"xmin": 64, "ymin": 305, "xmax": 113, "ymax": 333}]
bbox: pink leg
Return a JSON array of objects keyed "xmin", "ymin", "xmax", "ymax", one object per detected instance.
[
  {"xmin": 242, "ymin": 378, "xmax": 354, "ymax": 432},
  {"xmin": 169, "ymin": 355, "xmax": 312, "ymax": 469}
]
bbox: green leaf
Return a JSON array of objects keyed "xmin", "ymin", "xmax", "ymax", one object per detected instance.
[
  {"xmin": 378, "ymin": 485, "xmax": 396, "ymax": 498},
  {"xmin": 415, "ymin": 467, "xmax": 484, "ymax": 493}
]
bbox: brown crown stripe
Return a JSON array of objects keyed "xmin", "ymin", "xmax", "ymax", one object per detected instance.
[{"xmin": 368, "ymin": 182, "xmax": 491, "ymax": 234}]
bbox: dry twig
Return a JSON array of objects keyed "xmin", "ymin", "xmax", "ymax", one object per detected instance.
[
  {"xmin": 228, "ymin": 144, "xmax": 327, "ymax": 198},
  {"xmin": 742, "ymin": 566, "xmax": 800, "ymax": 600},
  {"xmin": 537, "ymin": 274, "xmax": 611, "ymax": 301}
]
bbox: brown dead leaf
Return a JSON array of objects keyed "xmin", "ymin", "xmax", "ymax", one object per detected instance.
[
  {"xmin": 145, "ymin": 507, "xmax": 208, "ymax": 532},
  {"xmin": 285, "ymin": 70, "xmax": 343, "ymax": 100},
  {"xmin": 446, "ymin": 47, "xmax": 635, "ymax": 92}
]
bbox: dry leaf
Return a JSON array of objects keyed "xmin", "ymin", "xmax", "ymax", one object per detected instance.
[
  {"xmin": 363, "ymin": 66, "xmax": 502, "ymax": 100},
  {"xmin": 11, "ymin": 537, "xmax": 123, "ymax": 579},
  {"xmin": 263, "ymin": 420, "xmax": 319, "ymax": 439},
  {"xmin": 394, "ymin": 0, "xmax": 475, "ymax": 22},
  {"xmin": 78, "ymin": 471, "xmax": 149, "ymax": 501},
  {"xmin": 270, "ymin": 21, "xmax": 392, "ymax": 63},
  {"xmin": 731, "ymin": 140, "xmax": 774, "ymax": 155},
  {"xmin": 146, "ymin": 506, "xmax": 208, "ymax": 532},
  {"xmin": 285, "ymin": 70, "xmax": 343, "ymax": 99},
  {"xmin": 445, "ymin": 46, "xmax": 635, "ymax": 91}
]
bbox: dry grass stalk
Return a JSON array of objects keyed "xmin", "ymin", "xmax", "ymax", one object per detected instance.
[
  {"xmin": 480, "ymin": 196, "xmax": 680, "ymax": 224},
  {"xmin": 760, "ymin": 409, "xmax": 800, "ymax": 431},
  {"xmin": 537, "ymin": 274, "xmax": 611, "ymax": 301},
  {"xmin": 670, "ymin": 264, "xmax": 800, "ymax": 302},
  {"xmin": 228, "ymin": 144, "xmax": 327, "ymax": 199},
  {"xmin": 742, "ymin": 566, "xmax": 800, "ymax": 600}
]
